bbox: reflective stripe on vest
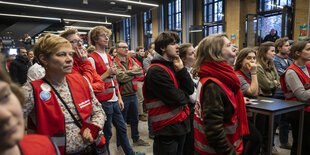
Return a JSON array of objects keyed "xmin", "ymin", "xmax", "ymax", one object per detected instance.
[
  {"xmin": 194, "ymin": 119, "xmax": 239, "ymax": 135},
  {"xmin": 149, "ymin": 106, "xmax": 184, "ymax": 122},
  {"xmin": 194, "ymin": 134, "xmax": 242, "ymax": 154}
]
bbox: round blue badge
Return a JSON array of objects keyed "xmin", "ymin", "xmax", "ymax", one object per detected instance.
[{"xmin": 40, "ymin": 91, "xmax": 51, "ymax": 101}]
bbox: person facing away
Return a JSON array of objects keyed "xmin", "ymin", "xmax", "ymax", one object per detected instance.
[
  {"xmin": 143, "ymin": 31, "xmax": 194, "ymax": 155},
  {"xmin": 263, "ymin": 29, "xmax": 280, "ymax": 43},
  {"xmin": 9, "ymin": 47, "xmax": 31, "ymax": 85}
]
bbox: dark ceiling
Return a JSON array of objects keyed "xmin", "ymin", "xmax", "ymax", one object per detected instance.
[{"xmin": 0, "ymin": 0, "xmax": 163, "ymax": 31}]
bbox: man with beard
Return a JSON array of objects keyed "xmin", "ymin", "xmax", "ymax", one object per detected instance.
[
  {"xmin": 9, "ymin": 47, "xmax": 31, "ymax": 85},
  {"xmin": 143, "ymin": 31, "xmax": 194, "ymax": 155}
]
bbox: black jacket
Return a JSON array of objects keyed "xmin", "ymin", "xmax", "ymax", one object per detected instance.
[
  {"xmin": 144, "ymin": 54, "xmax": 194, "ymax": 136},
  {"xmin": 9, "ymin": 55, "xmax": 31, "ymax": 85}
]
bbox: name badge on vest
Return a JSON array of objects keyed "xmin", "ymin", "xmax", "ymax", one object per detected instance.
[
  {"xmin": 40, "ymin": 83, "xmax": 51, "ymax": 92},
  {"xmin": 304, "ymin": 83, "xmax": 310, "ymax": 89},
  {"xmin": 40, "ymin": 91, "xmax": 51, "ymax": 101}
]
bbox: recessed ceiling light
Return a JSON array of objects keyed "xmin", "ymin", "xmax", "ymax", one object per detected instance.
[
  {"xmin": 64, "ymin": 19, "xmax": 112, "ymax": 25},
  {"xmin": 0, "ymin": 13, "xmax": 61, "ymax": 21},
  {"xmin": 0, "ymin": 1, "xmax": 131, "ymax": 17},
  {"xmin": 115, "ymin": 0, "xmax": 159, "ymax": 7}
]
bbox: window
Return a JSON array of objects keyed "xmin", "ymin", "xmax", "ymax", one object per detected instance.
[
  {"xmin": 168, "ymin": 0, "xmax": 182, "ymax": 43},
  {"xmin": 123, "ymin": 18, "xmax": 131, "ymax": 49},
  {"xmin": 144, "ymin": 10, "xmax": 152, "ymax": 50},
  {"xmin": 203, "ymin": 0, "xmax": 224, "ymax": 37},
  {"xmin": 259, "ymin": 0, "xmax": 292, "ymax": 12}
]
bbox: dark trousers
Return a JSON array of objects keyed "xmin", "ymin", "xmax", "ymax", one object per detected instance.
[
  {"xmin": 287, "ymin": 111, "xmax": 310, "ymax": 155},
  {"xmin": 255, "ymin": 114, "xmax": 280, "ymax": 152},
  {"xmin": 154, "ymin": 134, "xmax": 186, "ymax": 155},
  {"xmin": 243, "ymin": 120, "xmax": 263, "ymax": 155},
  {"xmin": 183, "ymin": 104, "xmax": 195, "ymax": 155}
]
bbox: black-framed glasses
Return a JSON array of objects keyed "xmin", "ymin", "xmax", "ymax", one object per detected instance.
[
  {"xmin": 117, "ymin": 46, "xmax": 128, "ymax": 49},
  {"xmin": 70, "ymin": 40, "xmax": 83, "ymax": 44}
]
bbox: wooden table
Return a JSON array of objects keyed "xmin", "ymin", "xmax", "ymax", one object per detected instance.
[{"xmin": 246, "ymin": 97, "xmax": 305, "ymax": 155}]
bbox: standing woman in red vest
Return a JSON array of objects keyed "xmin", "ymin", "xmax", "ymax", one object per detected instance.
[
  {"xmin": 280, "ymin": 41, "xmax": 310, "ymax": 155},
  {"xmin": 23, "ymin": 34, "xmax": 106, "ymax": 155},
  {"xmin": 192, "ymin": 33, "xmax": 249, "ymax": 155},
  {"xmin": 0, "ymin": 54, "xmax": 60, "ymax": 155}
]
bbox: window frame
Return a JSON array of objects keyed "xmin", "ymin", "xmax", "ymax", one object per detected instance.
[
  {"xmin": 202, "ymin": 0, "xmax": 225, "ymax": 37},
  {"xmin": 168, "ymin": 0, "xmax": 182, "ymax": 43}
]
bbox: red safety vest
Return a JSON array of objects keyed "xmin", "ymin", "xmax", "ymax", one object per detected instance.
[
  {"xmin": 89, "ymin": 52, "xmax": 119, "ymax": 101},
  {"xmin": 280, "ymin": 63, "xmax": 310, "ymax": 112},
  {"xmin": 114, "ymin": 57, "xmax": 139, "ymax": 93},
  {"xmin": 19, "ymin": 134, "xmax": 59, "ymax": 155},
  {"xmin": 194, "ymin": 77, "xmax": 243, "ymax": 155},
  {"xmin": 30, "ymin": 74, "xmax": 102, "ymax": 154},
  {"xmin": 143, "ymin": 63, "xmax": 189, "ymax": 132},
  {"xmin": 133, "ymin": 57, "xmax": 145, "ymax": 81}
]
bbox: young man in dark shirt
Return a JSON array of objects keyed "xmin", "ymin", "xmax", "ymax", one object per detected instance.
[{"xmin": 143, "ymin": 31, "xmax": 194, "ymax": 155}]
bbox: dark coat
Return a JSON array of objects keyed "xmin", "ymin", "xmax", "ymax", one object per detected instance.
[
  {"xmin": 9, "ymin": 55, "xmax": 31, "ymax": 85},
  {"xmin": 144, "ymin": 54, "xmax": 194, "ymax": 136}
]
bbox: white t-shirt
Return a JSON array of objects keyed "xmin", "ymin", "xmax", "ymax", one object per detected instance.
[{"xmin": 89, "ymin": 52, "xmax": 118, "ymax": 102}]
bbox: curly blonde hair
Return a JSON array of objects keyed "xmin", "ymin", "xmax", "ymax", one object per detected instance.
[{"xmin": 88, "ymin": 26, "xmax": 112, "ymax": 46}]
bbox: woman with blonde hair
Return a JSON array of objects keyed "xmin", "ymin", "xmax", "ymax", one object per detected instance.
[
  {"xmin": 23, "ymin": 34, "xmax": 106, "ymax": 155},
  {"xmin": 192, "ymin": 33, "xmax": 249, "ymax": 155},
  {"xmin": 0, "ymin": 54, "xmax": 60, "ymax": 155}
]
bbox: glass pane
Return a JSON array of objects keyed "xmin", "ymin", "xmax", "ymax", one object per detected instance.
[
  {"xmin": 168, "ymin": 3, "xmax": 171, "ymax": 15},
  {"xmin": 209, "ymin": 26, "xmax": 213, "ymax": 35},
  {"xmin": 214, "ymin": 2, "xmax": 218, "ymax": 21},
  {"xmin": 208, "ymin": 4, "xmax": 213, "ymax": 22},
  {"xmin": 168, "ymin": 16, "xmax": 172, "ymax": 30},
  {"xmin": 265, "ymin": 0, "xmax": 273, "ymax": 11},
  {"xmin": 218, "ymin": 25, "xmax": 223, "ymax": 33},
  {"xmin": 262, "ymin": 14, "xmax": 282, "ymax": 38},
  {"xmin": 204, "ymin": 4, "xmax": 207, "ymax": 23},
  {"xmin": 218, "ymin": 1, "xmax": 223, "ymax": 20}
]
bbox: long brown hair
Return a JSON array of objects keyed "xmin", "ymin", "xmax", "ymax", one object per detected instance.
[
  {"xmin": 257, "ymin": 41, "xmax": 275, "ymax": 70},
  {"xmin": 234, "ymin": 48, "xmax": 256, "ymax": 71},
  {"xmin": 192, "ymin": 33, "xmax": 228, "ymax": 78},
  {"xmin": 0, "ymin": 54, "xmax": 25, "ymax": 105}
]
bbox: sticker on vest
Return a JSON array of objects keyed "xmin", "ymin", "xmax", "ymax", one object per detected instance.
[
  {"xmin": 40, "ymin": 83, "xmax": 51, "ymax": 92},
  {"xmin": 304, "ymin": 83, "xmax": 310, "ymax": 89},
  {"xmin": 79, "ymin": 99, "xmax": 91, "ymax": 109},
  {"xmin": 40, "ymin": 91, "xmax": 51, "ymax": 101}
]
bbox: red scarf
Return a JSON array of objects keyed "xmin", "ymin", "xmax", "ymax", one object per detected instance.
[{"xmin": 198, "ymin": 60, "xmax": 249, "ymax": 135}]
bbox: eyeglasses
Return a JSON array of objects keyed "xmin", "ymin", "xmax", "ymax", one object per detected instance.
[
  {"xmin": 117, "ymin": 46, "xmax": 128, "ymax": 49},
  {"xmin": 70, "ymin": 39, "xmax": 83, "ymax": 44},
  {"xmin": 100, "ymin": 33, "xmax": 111, "ymax": 39}
]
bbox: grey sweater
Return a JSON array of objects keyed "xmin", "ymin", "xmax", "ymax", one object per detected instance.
[{"xmin": 285, "ymin": 66, "xmax": 310, "ymax": 105}]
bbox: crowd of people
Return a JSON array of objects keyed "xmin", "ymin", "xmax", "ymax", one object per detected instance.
[{"xmin": 0, "ymin": 25, "xmax": 309, "ymax": 155}]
